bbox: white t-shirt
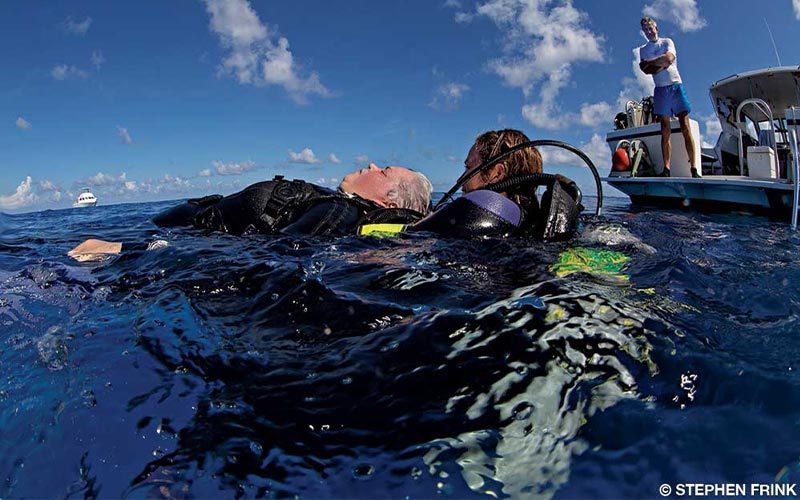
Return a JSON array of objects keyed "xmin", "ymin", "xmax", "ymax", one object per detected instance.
[{"xmin": 639, "ymin": 37, "xmax": 681, "ymax": 87}]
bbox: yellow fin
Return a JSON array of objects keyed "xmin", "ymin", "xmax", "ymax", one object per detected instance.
[{"xmin": 358, "ymin": 223, "xmax": 407, "ymax": 237}]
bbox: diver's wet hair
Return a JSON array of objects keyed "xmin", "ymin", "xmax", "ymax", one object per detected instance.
[{"xmin": 474, "ymin": 128, "xmax": 542, "ymax": 179}]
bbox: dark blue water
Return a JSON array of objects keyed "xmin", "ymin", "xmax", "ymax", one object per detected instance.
[{"xmin": 2, "ymin": 197, "xmax": 800, "ymax": 498}]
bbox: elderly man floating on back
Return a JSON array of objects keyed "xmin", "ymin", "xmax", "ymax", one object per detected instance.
[
  {"xmin": 638, "ymin": 16, "xmax": 699, "ymax": 178},
  {"xmin": 68, "ymin": 164, "xmax": 433, "ymax": 260}
]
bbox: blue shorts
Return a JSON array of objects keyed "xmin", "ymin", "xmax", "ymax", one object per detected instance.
[{"xmin": 653, "ymin": 83, "xmax": 691, "ymax": 117}]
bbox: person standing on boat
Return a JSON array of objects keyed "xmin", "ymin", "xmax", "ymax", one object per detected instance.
[{"xmin": 638, "ymin": 16, "xmax": 699, "ymax": 178}]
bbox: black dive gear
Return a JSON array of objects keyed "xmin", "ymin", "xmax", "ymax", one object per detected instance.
[
  {"xmin": 408, "ymin": 173, "xmax": 583, "ymax": 240},
  {"xmin": 410, "ymin": 139, "xmax": 599, "ymax": 241},
  {"xmin": 436, "ymin": 139, "xmax": 603, "ymax": 217},
  {"xmin": 152, "ymin": 176, "xmax": 418, "ymax": 237}
]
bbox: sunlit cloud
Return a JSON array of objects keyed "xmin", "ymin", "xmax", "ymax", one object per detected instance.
[
  {"xmin": 314, "ymin": 177, "xmax": 340, "ymax": 188},
  {"xmin": 288, "ymin": 147, "xmax": 321, "ymax": 164},
  {"xmin": 699, "ymin": 113, "xmax": 722, "ymax": 148},
  {"xmin": 52, "ymin": 64, "xmax": 89, "ymax": 80},
  {"xmin": 469, "ymin": 0, "xmax": 604, "ymax": 130},
  {"xmin": 116, "ymin": 126, "xmax": 133, "ymax": 145},
  {"xmin": 63, "ymin": 16, "xmax": 92, "ymax": 36},
  {"xmin": 86, "ymin": 171, "xmax": 127, "ymax": 187},
  {"xmin": 328, "ymin": 153, "xmax": 342, "ymax": 164},
  {"xmin": 577, "ymin": 102, "xmax": 614, "ymax": 128},
  {"xmin": 0, "ymin": 177, "xmax": 39, "ymax": 210},
  {"xmin": 38, "ymin": 180, "xmax": 58, "ymax": 191},
  {"xmin": 213, "ymin": 160, "xmax": 256, "ymax": 175},
  {"xmin": 202, "ymin": 0, "xmax": 331, "ymax": 104},
  {"xmin": 16, "ymin": 117, "xmax": 31, "ymax": 130},
  {"xmin": 540, "ymin": 134, "xmax": 608, "ymax": 170},
  {"xmin": 198, "ymin": 168, "xmax": 213, "ymax": 177},
  {"xmin": 546, "ymin": 48, "xmax": 656, "ymax": 132},
  {"xmin": 642, "ymin": 0, "xmax": 707, "ymax": 32},
  {"xmin": 91, "ymin": 50, "xmax": 105, "ymax": 70},
  {"xmin": 429, "ymin": 82, "xmax": 470, "ymax": 112}
]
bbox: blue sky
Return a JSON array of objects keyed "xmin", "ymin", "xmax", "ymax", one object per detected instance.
[{"xmin": 2, "ymin": 0, "xmax": 800, "ymax": 212}]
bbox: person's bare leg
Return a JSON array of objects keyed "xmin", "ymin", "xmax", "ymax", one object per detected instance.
[
  {"xmin": 678, "ymin": 111, "xmax": 698, "ymax": 175},
  {"xmin": 660, "ymin": 116, "xmax": 672, "ymax": 175}
]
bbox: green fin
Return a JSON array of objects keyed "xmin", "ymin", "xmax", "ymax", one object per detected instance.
[{"xmin": 551, "ymin": 247, "xmax": 631, "ymax": 279}]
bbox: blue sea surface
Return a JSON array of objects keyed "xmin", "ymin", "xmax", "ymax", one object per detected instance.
[{"xmin": 1, "ymin": 196, "xmax": 800, "ymax": 498}]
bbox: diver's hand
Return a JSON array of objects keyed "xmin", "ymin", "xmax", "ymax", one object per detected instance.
[{"xmin": 67, "ymin": 238, "xmax": 123, "ymax": 262}]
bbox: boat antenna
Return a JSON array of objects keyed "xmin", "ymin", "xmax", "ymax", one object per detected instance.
[{"xmin": 763, "ymin": 18, "xmax": 781, "ymax": 66}]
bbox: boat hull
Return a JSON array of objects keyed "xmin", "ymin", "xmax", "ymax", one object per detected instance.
[
  {"xmin": 605, "ymin": 176, "xmax": 795, "ymax": 214},
  {"xmin": 72, "ymin": 201, "xmax": 97, "ymax": 208}
]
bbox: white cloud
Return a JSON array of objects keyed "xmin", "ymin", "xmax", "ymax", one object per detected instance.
[
  {"xmin": 16, "ymin": 117, "xmax": 31, "ymax": 130},
  {"xmin": 87, "ymin": 172, "xmax": 126, "ymax": 187},
  {"xmin": 202, "ymin": 0, "xmax": 331, "ymax": 104},
  {"xmin": 795, "ymin": 0, "xmax": 800, "ymax": 20},
  {"xmin": 213, "ymin": 159, "xmax": 256, "ymax": 175},
  {"xmin": 455, "ymin": 11, "xmax": 475, "ymax": 23},
  {"xmin": 698, "ymin": 113, "xmax": 722, "ymax": 148},
  {"xmin": 621, "ymin": 48, "xmax": 655, "ymax": 102},
  {"xmin": 541, "ymin": 134, "xmax": 608, "ymax": 170},
  {"xmin": 288, "ymin": 147, "xmax": 321, "ymax": 164},
  {"xmin": 198, "ymin": 168, "xmax": 213, "ymax": 177},
  {"xmin": 473, "ymin": 0, "xmax": 604, "ymax": 129},
  {"xmin": 354, "ymin": 154, "xmax": 369, "ymax": 164},
  {"xmin": 443, "ymin": 0, "xmax": 473, "ymax": 22},
  {"xmin": 37, "ymin": 180, "xmax": 58, "ymax": 191},
  {"xmin": 0, "ymin": 177, "xmax": 39, "ymax": 210},
  {"xmin": 429, "ymin": 82, "xmax": 470, "ymax": 111},
  {"xmin": 35, "ymin": 179, "xmax": 63, "ymax": 203},
  {"xmin": 160, "ymin": 174, "xmax": 191, "ymax": 188},
  {"xmin": 91, "ymin": 51, "xmax": 105, "ymax": 70},
  {"xmin": 328, "ymin": 153, "xmax": 341, "ymax": 164},
  {"xmin": 51, "ymin": 64, "xmax": 89, "ymax": 80},
  {"xmin": 64, "ymin": 16, "xmax": 92, "ymax": 36},
  {"xmin": 578, "ymin": 101, "xmax": 614, "ymax": 127},
  {"xmin": 116, "ymin": 126, "xmax": 133, "ymax": 145},
  {"xmin": 314, "ymin": 177, "xmax": 341, "ymax": 188},
  {"xmin": 642, "ymin": 0, "xmax": 706, "ymax": 32}
]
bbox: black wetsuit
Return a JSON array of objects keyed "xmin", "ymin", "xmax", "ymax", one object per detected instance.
[{"xmin": 152, "ymin": 177, "xmax": 420, "ymax": 237}]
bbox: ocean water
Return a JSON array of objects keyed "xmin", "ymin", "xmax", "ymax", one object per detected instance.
[{"xmin": 1, "ymin": 196, "xmax": 800, "ymax": 498}]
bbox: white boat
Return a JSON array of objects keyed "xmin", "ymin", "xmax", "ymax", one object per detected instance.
[
  {"xmin": 604, "ymin": 66, "xmax": 800, "ymax": 226},
  {"xmin": 73, "ymin": 188, "xmax": 97, "ymax": 208}
]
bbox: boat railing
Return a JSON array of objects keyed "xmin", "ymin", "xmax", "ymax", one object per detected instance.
[
  {"xmin": 736, "ymin": 98, "xmax": 776, "ymax": 176},
  {"xmin": 787, "ymin": 106, "xmax": 800, "ymax": 229}
]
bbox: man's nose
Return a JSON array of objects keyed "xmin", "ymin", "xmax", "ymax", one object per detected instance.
[{"xmin": 367, "ymin": 163, "xmax": 379, "ymax": 171}]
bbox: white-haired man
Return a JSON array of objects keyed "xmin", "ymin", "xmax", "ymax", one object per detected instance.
[{"xmin": 68, "ymin": 164, "xmax": 432, "ymax": 260}]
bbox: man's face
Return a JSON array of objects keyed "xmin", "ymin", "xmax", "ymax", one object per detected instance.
[
  {"xmin": 339, "ymin": 164, "xmax": 414, "ymax": 207},
  {"xmin": 641, "ymin": 21, "xmax": 658, "ymax": 42},
  {"xmin": 461, "ymin": 144, "xmax": 486, "ymax": 193}
]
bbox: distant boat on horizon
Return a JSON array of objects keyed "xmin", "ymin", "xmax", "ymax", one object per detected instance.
[{"xmin": 73, "ymin": 188, "xmax": 97, "ymax": 208}]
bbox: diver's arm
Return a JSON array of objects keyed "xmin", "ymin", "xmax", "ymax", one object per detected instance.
[
  {"xmin": 68, "ymin": 238, "xmax": 167, "ymax": 261},
  {"xmin": 67, "ymin": 239, "xmax": 123, "ymax": 261}
]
